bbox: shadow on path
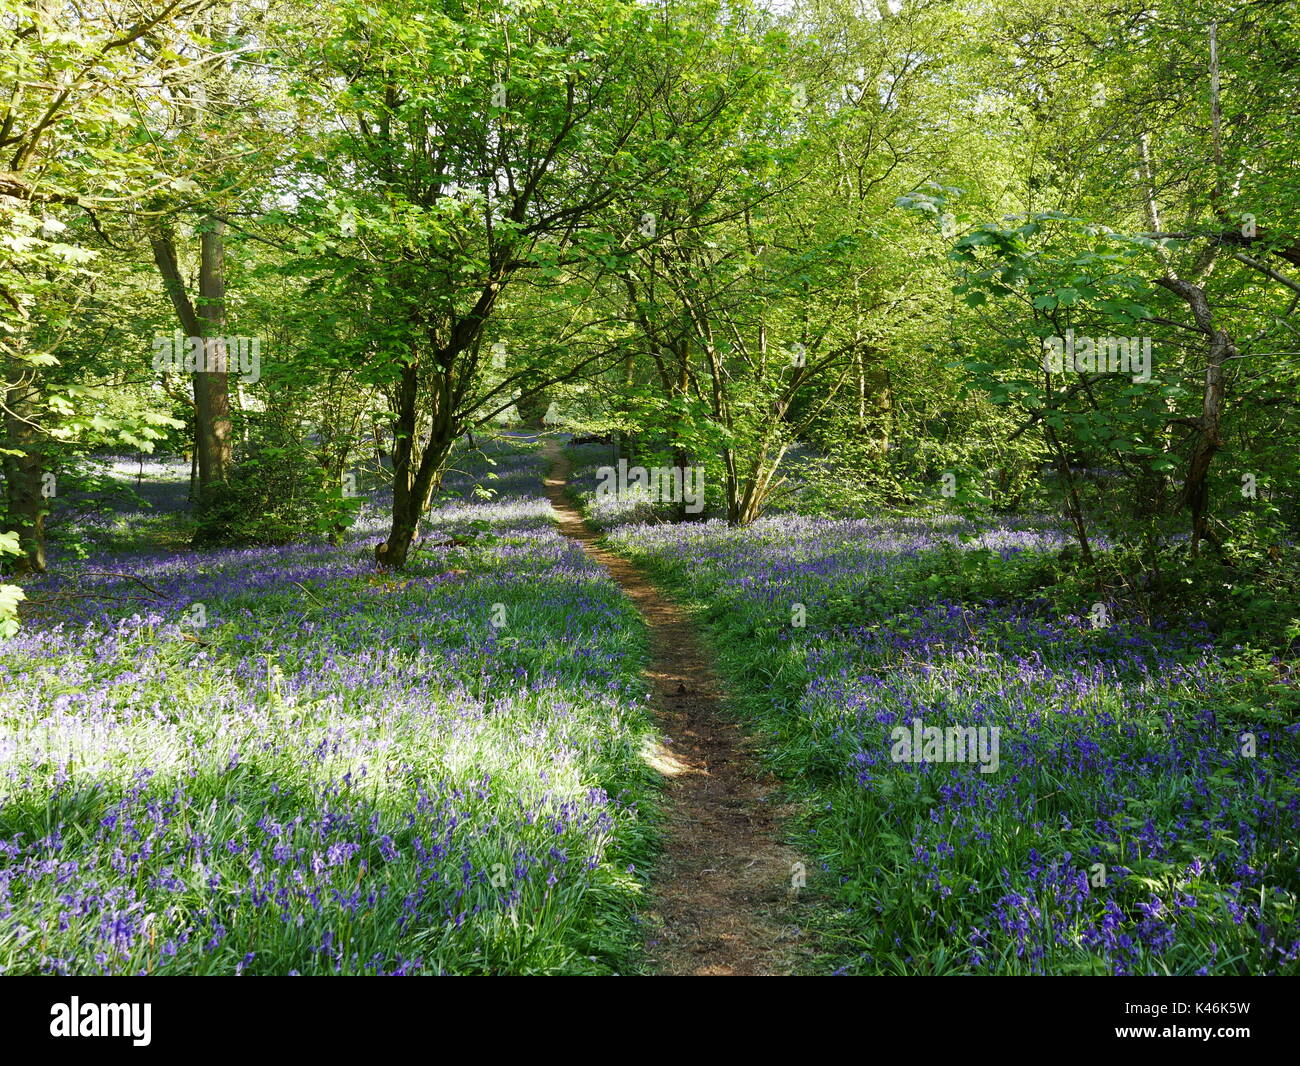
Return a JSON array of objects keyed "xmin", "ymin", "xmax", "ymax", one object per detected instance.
[{"xmin": 541, "ymin": 440, "xmax": 808, "ymax": 976}]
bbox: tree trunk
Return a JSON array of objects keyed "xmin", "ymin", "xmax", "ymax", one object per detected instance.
[
  {"xmin": 1045, "ymin": 425, "xmax": 1094, "ymax": 567},
  {"xmin": 150, "ymin": 221, "xmax": 232, "ymax": 495},
  {"xmin": 859, "ymin": 346, "xmax": 893, "ymax": 459},
  {"xmin": 196, "ymin": 219, "xmax": 233, "ymax": 486},
  {"xmin": 375, "ymin": 361, "xmax": 458, "ymax": 568},
  {"xmin": 1155, "ymin": 278, "xmax": 1233, "ymax": 556},
  {"xmin": 723, "ymin": 440, "xmax": 787, "ymax": 527},
  {"xmin": 1, "ymin": 377, "xmax": 46, "ymax": 576},
  {"xmin": 671, "ymin": 444, "xmax": 692, "ymax": 521}
]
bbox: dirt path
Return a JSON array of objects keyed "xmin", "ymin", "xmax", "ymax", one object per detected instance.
[{"xmin": 541, "ymin": 440, "xmax": 807, "ymax": 976}]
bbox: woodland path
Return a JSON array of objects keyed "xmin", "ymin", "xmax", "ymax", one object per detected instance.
[{"xmin": 541, "ymin": 440, "xmax": 808, "ymax": 976}]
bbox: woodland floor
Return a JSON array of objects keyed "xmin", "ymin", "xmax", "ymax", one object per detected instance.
[{"xmin": 541, "ymin": 440, "xmax": 810, "ymax": 975}]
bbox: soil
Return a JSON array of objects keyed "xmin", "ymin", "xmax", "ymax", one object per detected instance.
[{"xmin": 541, "ymin": 440, "xmax": 809, "ymax": 976}]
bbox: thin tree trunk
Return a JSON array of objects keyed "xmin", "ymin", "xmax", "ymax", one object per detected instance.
[
  {"xmin": 1155, "ymin": 278, "xmax": 1232, "ymax": 556},
  {"xmin": 2, "ymin": 376, "xmax": 46, "ymax": 575},
  {"xmin": 376, "ymin": 359, "xmax": 460, "ymax": 568},
  {"xmin": 1045, "ymin": 425, "xmax": 1094, "ymax": 566},
  {"xmin": 671, "ymin": 444, "xmax": 692, "ymax": 521}
]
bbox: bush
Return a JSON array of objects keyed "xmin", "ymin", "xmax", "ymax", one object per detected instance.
[{"xmin": 193, "ymin": 444, "xmax": 359, "ymax": 547}]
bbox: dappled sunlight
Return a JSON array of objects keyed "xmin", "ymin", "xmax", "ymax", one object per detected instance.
[{"xmin": 0, "ymin": 443, "xmax": 658, "ymax": 976}]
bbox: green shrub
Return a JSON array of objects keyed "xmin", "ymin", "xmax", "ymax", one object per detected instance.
[{"xmin": 193, "ymin": 444, "xmax": 359, "ymax": 547}]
